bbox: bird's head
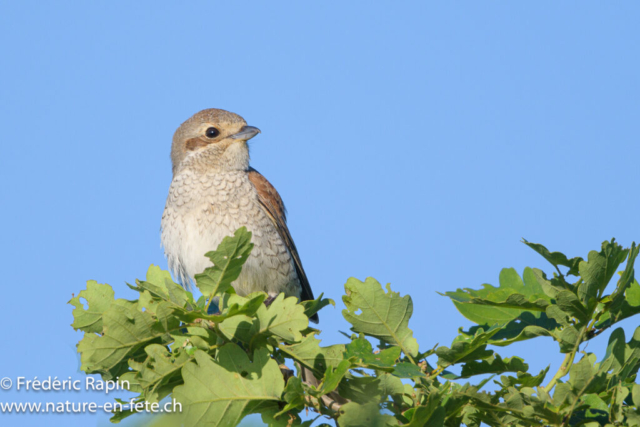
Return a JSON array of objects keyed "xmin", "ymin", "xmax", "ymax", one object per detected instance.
[{"xmin": 171, "ymin": 108, "xmax": 261, "ymax": 175}]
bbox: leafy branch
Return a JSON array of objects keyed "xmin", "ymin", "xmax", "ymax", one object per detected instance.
[{"xmin": 70, "ymin": 231, "xmax": 640, "ymax": 426}]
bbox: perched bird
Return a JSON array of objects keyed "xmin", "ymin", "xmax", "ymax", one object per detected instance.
[{"xmin": 161, "ymin": 108, "xmax": 317, "ymax": 322}]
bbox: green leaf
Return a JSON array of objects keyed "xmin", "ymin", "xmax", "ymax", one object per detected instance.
[
  {"xmin": 108, "ymin": 401, "xmax": 140, "ymax": 423},
  {"xmin": 262, "ymin": 409, "xmax": 311, "ymax": 427},
  {"xmin": 344, "ymin": 335, "xmax": 402, "ymax": 369},
  {"xmin": 610, "ymin": 242, "xmax": 639, "ymax": 301},
  {"xmin": 457, "ymin": 354, "xmax": 528, "ymax": 379},
  {"xmin": 532, "ymin": 268, "xmax": 567, "ymax": 299},
  {"xmin": 610, "ymin": 383, "xmax": 630, "ymax": 422},
  {"xmin": 134, "ymin": 265, "xmax": 190, "ymax": 309},
  {"xmin": 442, "ymin": 268, "xmax": 551, "ymax": 326},
  {"xmin": 460, "ymin": 293, "xmax": 550, "ymax": 312},
  {"xmin": 253, "ymin": 294, "xmax": 309, "ymax": 343},
  {"xmin": 557, "ymin": 325, "xmax": 580, "ymax": 353},
  {"xmin": 472, "ymin": 314, "xmax": 569, "ymax": 353},
  {"xmin": 578, "ymin": 239, "xmax": 628, "ymax": 307},
  {"xmin": 391, "ymin": 362, "xmax": 427, "ymax": 379},
  {"xmin": 522, "ymin": 239, "xmax": 583, "ymax": 276},
  {"xmin": 275, "ymin": 376, "xmax": 306, "ymax": 416},
  {"xmin": 555, "ymin": 290, "xmax": 590, "ymax": 323},
  {"xmin": 173, "ymin": 345, "xmax": 284, "ymax": 426},
  {"xmin": 69, "ymin": 281, "xmax": 115, "ymax": 334},
  {"xmin": 262, "ymin": 407, "xmax": 312, "ymax": 427},
  {"xmin": 338, "ymin": 373, "xmax": 403, "ymax": 404},
  {"xmin": 478, "ymin": 311, "xmax": 558, "ymax": 347},
  {"xmin": 600, "ymin": 278, "xmax": 640, "ymax": 329},
  {"xmin": 579, "ymin": 393, "xmax": 609, "ymax": 413},
  {"xmin": 436, "ymin": 325, "xmax": 501, "ymax": 367},
  {"xmin": 403, "ymin": 391, "xmax": 446, "ymax": 427},
  {"xmin": 608, "ymin": 326, "xmax": 640, "ymax": 385},
  {"xmin": 300, "ymin": 293, "xmax": 334, "ymax": 320},
  {"xmin": 121, "ymin": 343, "xmax": 191, "ymax": 403},
  {"xmin": 172, "ymin": 325, "xmax": 218, "ymax": 352},
  {"xmin": 175, "ymin": 292, "xmax": 266, "ymax": 325},
  {"xmin": 376, "ymin": 373, "xmax": 405, "ymax": 399},
  {"xmin": 342, "ymin": 277, "xmax": 419, "ymax": 357},
  {"xmin": 223, "ymin": 292, "xmax": 266, "ymax": 317},
  {"xmin": 281, "ymin": 334, "xmax": 346, "ymax": 375},
  {"xmin": 633, "ymin": 383, "xmax": 640, "ymax": 406},
  {"xmin": 338, "ymin": 402, "xmax": 398, "ymax": 426},
  {"xmin": 194, "ymin": 227, "xmax": 254, "ymax": 297},
  {"xmin": 546, "ymin": 305, "xmax": 572, "ymax": 327},
  {"xmin": 216, "ymin": 293, "xmax": 308, "ymax": 346},
  {"xmin": 498, "ymin": 366, "xmax": 549, "ymax": 388},
  {"xmin": 598, "ymin": 327, "xmax": 626, "ymax": 374},
  {"xmin": 568, "ymin": 354, "xmax": 597, "ymax": 393},
  {"xmin": 319, "ymin": 359, "xmax": 351, "ymax": 395},
  {"xmin": 78, "ymin": 302, "xmax": 177, "ymax": 379}
]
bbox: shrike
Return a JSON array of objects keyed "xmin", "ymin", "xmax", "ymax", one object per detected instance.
[{"xmin": 161, "ymin": 108, "xmax": 317, "ymax": 322}]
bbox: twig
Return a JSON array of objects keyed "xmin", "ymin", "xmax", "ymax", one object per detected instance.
[
  {"xmin": 299, "ymin": 365, "xmax": 348, "ymax": 413},
  {"xmin": 543, "ymin": 326, "xmax": 587, "ymax": 392}
]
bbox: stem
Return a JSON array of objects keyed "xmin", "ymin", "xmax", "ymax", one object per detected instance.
[
  {"xmin": 544, "ymin": 326, "xmax": 587, "ymax": 392},
  {"xmin": 543, "ymin": 353, "xmax": 574, "ymax": 393},
  {"xmin": 562, "ymin": 377, "xmax": 595, "ymax": 426},
  {"xmin": 430, "ymin": 365, "xmax": 446, "ymax": 378},
  {"xmin": 554, "ymin": 265, "xmax": 563, "ymax": 278}
]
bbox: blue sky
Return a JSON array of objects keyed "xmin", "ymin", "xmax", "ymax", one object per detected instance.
[{"xmin": 1, "ymin": 1, "xmax": 639, "ymax": 426}]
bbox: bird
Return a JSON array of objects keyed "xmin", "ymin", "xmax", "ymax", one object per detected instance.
[{"xmin": 161, "ymin": 108, "xmax": 318, "ymax": 322}]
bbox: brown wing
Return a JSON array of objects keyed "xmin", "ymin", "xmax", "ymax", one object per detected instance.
[{"xmin": 247, "ymin": 168, "xmax": 317, "ymax": 321}]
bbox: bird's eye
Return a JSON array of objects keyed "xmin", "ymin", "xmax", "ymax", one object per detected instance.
[{"xmin": 205, "ymin": 127, "xmax": 220, "ymax": 138}]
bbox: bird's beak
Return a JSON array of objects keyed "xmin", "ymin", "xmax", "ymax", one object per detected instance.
[{"xmin": 230, "ymin": 126, "xmax": 261, "ymax": 141}]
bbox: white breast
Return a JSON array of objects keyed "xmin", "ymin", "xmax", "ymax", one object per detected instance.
[{"xmin": 161, "ymin": 169, "xmax": 301, "ymax": 298}]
